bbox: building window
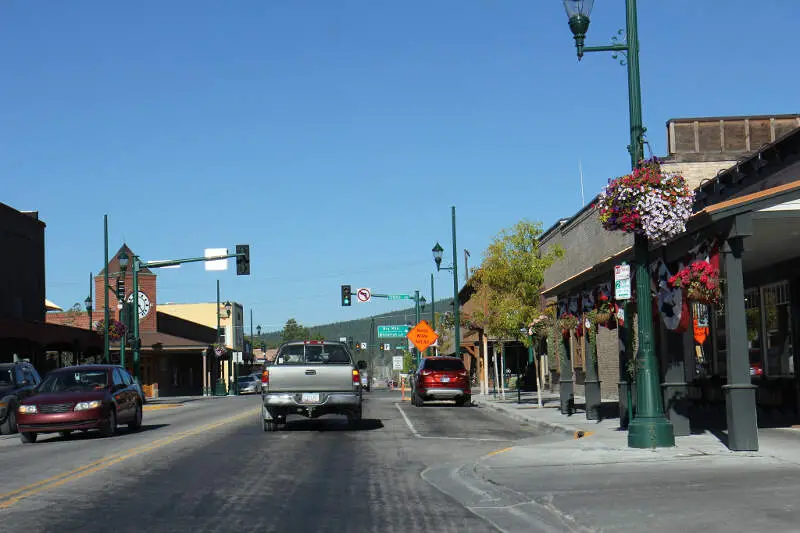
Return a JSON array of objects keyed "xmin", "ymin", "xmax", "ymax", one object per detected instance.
[
  {"xmin": 761, "ymin": 281, "xmax": 793, "ymax": 377},
  {"xmin": 744, "ymin": 288, "xmax": 764, "ymax": 377}
]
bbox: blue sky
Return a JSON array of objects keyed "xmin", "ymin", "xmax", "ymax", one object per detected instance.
[{"xmin": 2, "ymin": 1, "xmax": 797, "ymax": 333}]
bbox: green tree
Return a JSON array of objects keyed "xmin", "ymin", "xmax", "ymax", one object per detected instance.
[
  {"xmin": 281, "ymin": 318, "xmax": 309, "ymax": 343},
  {"xmin": 471, "ymin": 220, "xmax": 563, "ymax": 344},
  {"xmin": 61, "ymin": 303, "xmax": 84, "ymax": 328}
]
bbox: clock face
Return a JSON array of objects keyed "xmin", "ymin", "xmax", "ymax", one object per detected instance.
[{"xmin": 126, "ymin": 291, "xmax": 152, "ymax": 319}]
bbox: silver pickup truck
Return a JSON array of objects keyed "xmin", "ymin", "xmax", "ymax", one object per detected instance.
[{"xmin": 260, "ymin": 340, "xmax": 365, "ymax": 431}]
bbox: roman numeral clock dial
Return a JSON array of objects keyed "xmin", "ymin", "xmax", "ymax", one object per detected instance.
[{"xmin": 125, "ymin": 291, "xmax": 151, "ymax": 319}]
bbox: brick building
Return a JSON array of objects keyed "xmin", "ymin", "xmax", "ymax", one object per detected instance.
[
  {"xmin": 47, "ymin": 245, "xmax": 218, "ymax": 397},
  {"xmin": 0, "ymin": 202, "xmax": 101, "ymax": 367}
]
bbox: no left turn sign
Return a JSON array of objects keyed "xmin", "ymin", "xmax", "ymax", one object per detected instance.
[{"xmin": 356, "ymin": 288, "xmax": 371, "ymax": 303}]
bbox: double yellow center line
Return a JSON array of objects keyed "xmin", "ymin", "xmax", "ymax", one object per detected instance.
[{"xmin": 0, "ymin": 408, "xmax": 258, "ymax": 509}]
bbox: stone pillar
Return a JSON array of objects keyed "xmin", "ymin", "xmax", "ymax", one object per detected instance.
[
  {"xmin": 661, "ymin": 321, "xmax": 691, "ymax": 437},
  {"xmin": 584, "ymin": 323, "xmax": 602, "ymax": 420},
  {"xmin": 722, "ymin": 215, "xmax": 758, "ymax": 451},
  {"xmin": 560, "ymin": 328, "xmax": 574, "ymax": 415},
  {"xmin": 618, "ymin": 303, "xmax": 634, "ymax": 428}
]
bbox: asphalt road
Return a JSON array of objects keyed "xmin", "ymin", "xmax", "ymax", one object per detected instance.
[{"xmin": 0, "ymin": 389, "xmax": 559, "ymax": 533}]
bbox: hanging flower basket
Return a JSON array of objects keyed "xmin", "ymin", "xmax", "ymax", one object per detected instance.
[
  {"xmin": 213, "ymin": 343, "xmax": 228, "ymax": 357},
  {"xmin": 95, "ymin": 319, "xmax": 127, "ymax": 342},
  {"xmin": 528, "ymin": 315, "xmax": 553, "ymax": 340},
  {"xmin": 557, "ymin": 313, "xmax": 578, "ymax": 337},
  {"xmin": 595, "ymin": 157, "xmax": 694, "ymax": 243},
  {"xmin": 668, "ymin": 260, "xmax": 721, "ymax": 306}
]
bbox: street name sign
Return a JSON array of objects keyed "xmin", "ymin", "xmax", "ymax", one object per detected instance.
[
  {"xmin": 377, "ymin": 325, "xmax": 411, "ymax": 338},
  {"xmin": 406, "ymin": 320, "xmax": 438, "ymax": 352},
  {"xmin": 387, "ymin": 294, "xmax": 411, "ymax": 300}
]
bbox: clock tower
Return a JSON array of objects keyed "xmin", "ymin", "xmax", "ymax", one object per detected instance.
[{"xmin": 96, "ymin": 244, "xmax": 158, "ymax": 333}]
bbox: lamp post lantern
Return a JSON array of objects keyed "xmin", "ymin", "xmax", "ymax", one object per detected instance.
[
  {"xmin": 431, "ymin": 206, "xmax": 461, "ymax": 359},
  {"xmin": 84, "ymin": 273, "xmax": 93, "ymax": 332},
  {"xmin": 103, "ymin": 215, "xmax": 110, "ymax": 363},
  {"xmin": 563, "ymin": 0, "xmax": 674, "ymax": 448},
  {"xmin": 224, "ymin": 301, "xmax": 236, "ymax": 396}
]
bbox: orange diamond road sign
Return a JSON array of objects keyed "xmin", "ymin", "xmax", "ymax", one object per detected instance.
[{"xmin": 407, "ymin": 320, "xmax": 438, "ymax": 352}]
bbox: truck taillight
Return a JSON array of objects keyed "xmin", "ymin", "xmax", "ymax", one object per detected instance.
[
  {"xmin": 352, "ymin": 369, "xmax": 360, "ymax": 384},
  {"xmin": 261, "ymin": 370, "xmax": 269, "ymax": 384}
]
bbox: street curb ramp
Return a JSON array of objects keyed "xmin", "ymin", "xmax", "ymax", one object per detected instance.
[{"xmin": 421, "ymin": 458, "xmax": 593, "ymax": 533}]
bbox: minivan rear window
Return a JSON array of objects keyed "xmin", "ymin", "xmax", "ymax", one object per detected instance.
[
  {"xmin": 424, "ymin": 359, "xmax": 465, "ymax": 371},
  {"xmin": 275, "ymin": 344, "xmax": 351, "ymax": 365}
]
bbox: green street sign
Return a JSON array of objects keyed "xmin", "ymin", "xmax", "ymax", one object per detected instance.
[
  {"xmin": 387, "ymin": 294, "xmax": 411, "ymax": 300},
  {"xmin": 377, "ymin": 325, "xmax": 411, "ymax": 338}
]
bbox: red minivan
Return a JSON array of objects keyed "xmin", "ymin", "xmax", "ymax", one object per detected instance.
[{"xmin": 411, "ymin": 357, "xmax": 471, "ymax": 407}]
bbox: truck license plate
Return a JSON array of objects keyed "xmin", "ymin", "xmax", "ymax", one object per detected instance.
[
  {"xmin": 301, "ymin": 393, "xmax": 320, "ymax": 403},
  {"xmin": 440, "ymin": 376, "xmax": 450, "ymax": 383}
]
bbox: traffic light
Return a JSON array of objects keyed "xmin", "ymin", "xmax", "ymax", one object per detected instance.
[
  {"xmin": 341, "ymin": 285, "xmax": 351, "ymax": 306},
  {"xmin": 116, "ymin": 277, "xmax": 125, "ymax": 300},
  {"xmin": 236, "ymin": 244, "xmax": 250, "ymax": 276}
]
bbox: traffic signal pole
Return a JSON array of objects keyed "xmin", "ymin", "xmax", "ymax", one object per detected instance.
[{"xmin": 129, "ymin": 247, "xmax": 250, "ymax": 385}]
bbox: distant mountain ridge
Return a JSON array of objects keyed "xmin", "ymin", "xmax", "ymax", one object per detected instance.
[{"xmin": 259, "ymin": 298, "xmax": 454, "ymax": 347}]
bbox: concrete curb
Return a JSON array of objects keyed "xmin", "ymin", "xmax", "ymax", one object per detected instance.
[{"xmin": 475, "ymin": 399, "xmax": 590, "ymax": 440}]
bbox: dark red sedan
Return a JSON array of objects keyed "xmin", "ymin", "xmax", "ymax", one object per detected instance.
[{"xmin": 17, "ymin": 365, "xmax": 143, "ymax": 444}]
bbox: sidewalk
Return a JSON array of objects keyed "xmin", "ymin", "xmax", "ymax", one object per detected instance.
[
  {"xmin": 474, "ymin": 390, "xmax": 800, "ymax": 462},
  {"xmin": 145, "ymin": 394, "xmax": 237, "ymax": 405},
  {"xmin": 423, "ymin": 392, "xmax": 800, "ymax": 532}
]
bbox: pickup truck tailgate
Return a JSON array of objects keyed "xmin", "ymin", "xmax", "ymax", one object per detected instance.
[{"xmin": 267, "ymin": 365, "xmax": 354, "ymax": 392}]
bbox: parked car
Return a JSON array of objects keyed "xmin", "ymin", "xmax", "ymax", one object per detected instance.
[
  {"xmin": 237, "ymin": 374, "xmax": 262, "ymax": 394},
  {"xmin": 261, "ymin": 340, "xmax": 364, "ymax": 431},
  {"xmin": 0, "ymin": 361, "xmax": 42, "ymax": 435},
  {"xmin": 411, "ymin": 357, "xmax": 471, "ymax": 407},
  {"xmin": 360, "ymin": 368, "xmax": 371, "ymax": 392},
  {"xmin": 16, "ymin": 365, "xmax": 143, "ymax": 444}
]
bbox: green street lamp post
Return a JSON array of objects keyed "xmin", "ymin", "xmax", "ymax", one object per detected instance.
[
  {"xmin": 412, "ymin": 291, "xmax": 427, "ymax": 367},
  {"xmin": 430, "ymin": 273, "xmax": 436, "ymax": 356},
  {"xmin": 432, "ymin": 206, "xmax": 460, "ymax": 359},
  {"xmin": 103, "ymin": 215, "xmax": 110, "ymax": 363},
  {"xmin": 127, "ymin": 250, "xmax": 142, "ymax": 384},
  {"xmin": 118, "ymin": 252, "xmax": 129, "ymax": 368},
  {"xmin": 563, "ymin": 0, "xmax": 674, "ymax": 448}
]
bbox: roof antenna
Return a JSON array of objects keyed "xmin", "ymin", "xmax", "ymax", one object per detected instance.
[{"xmin": 579, "ymin": 159, "xmax": 586, "ymax": 207}]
